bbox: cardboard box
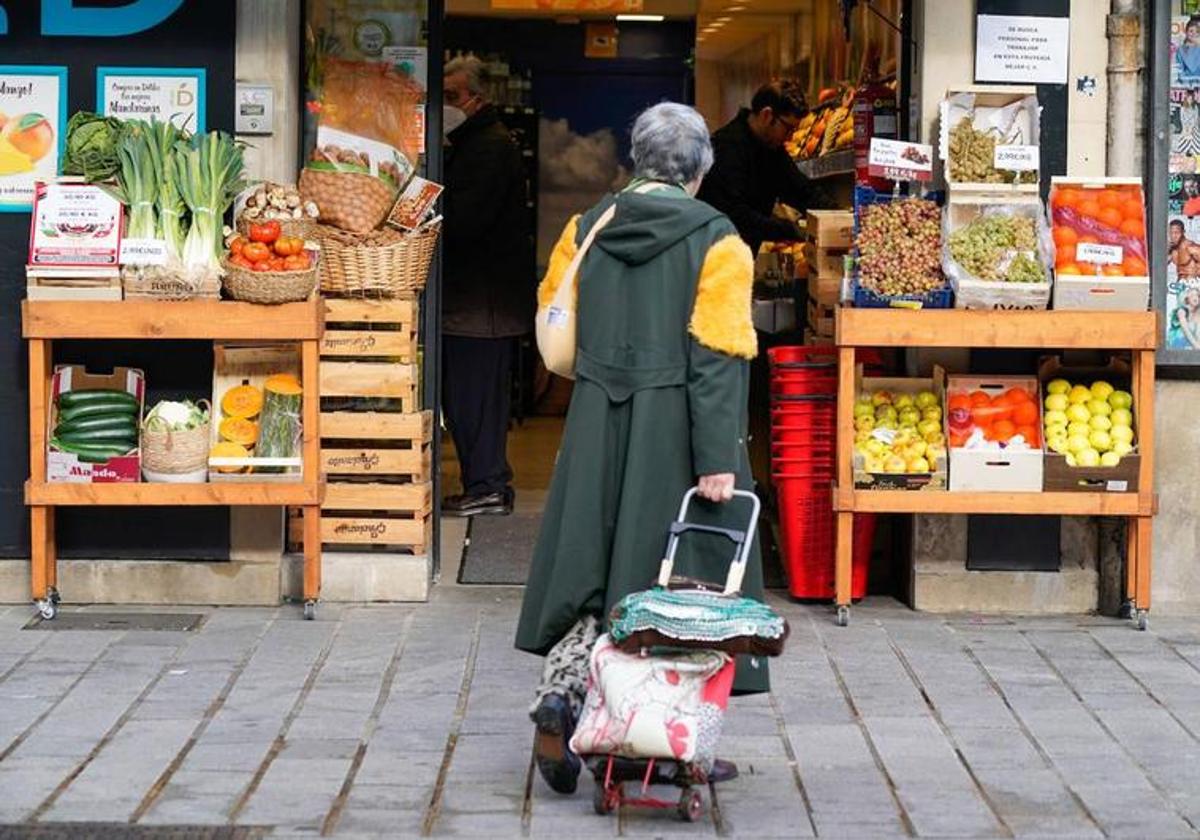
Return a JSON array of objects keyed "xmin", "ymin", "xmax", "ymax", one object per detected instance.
[
  {"xmin": 806, "ymin": 210, "xmax": 853, "ymax": 250},
  {"xmin": 853, "ymin": 366, "xmax": 948, "ymax": 491},
  {"xmin": 944, "ymin": 192, "xmax": 1051, "ymax": 310},
  {"xmin": 47, "ymin": 365, "xmax": 144, "ymax": 483},
  {"xmin": 940, "ymin": 86, "xmax": 1040, "ymax": 193},
  {"xmin": 946, "ymin": 375, "xmax": 1043, "ymax": 492},
  {"xmin": 1039, "ymin": 356, "xmax": 1140, "ymax": 492},
  {"xmin": 209, "ymin": 344, "xmax": 303, "ymax": 482}
]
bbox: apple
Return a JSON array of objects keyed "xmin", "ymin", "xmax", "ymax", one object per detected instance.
[
  {"xmin": 1047, "ymin": 437, "xmax": 1069, "ymax": 455},
  {"xmin": 1065, "ymin": 452, "xmax": 1078, "ymax": 466},
  {"xmin": 1067, "ymin": 433, "xmax": 1091, "ymax": 455},
  {"xmin": 894, "ymin": 394, "xmax": 915, "ymax": 409},
  {"xmin": 1068, "ymin": 385, "xmax": 1092, "ymax": 405},
  {"xmin": 1109, "ymin": 390, "xmax": 1133, "ymax": 410},
  {"xmin": 915, "ymin": 391, "xmax": 939, "ymax": 409},
  {"xmin": 1112, "ymin": 440, "xmax": 1134, "ymax": 456},
  {"xmin": 1043, "ymin": 409, "xmax": 1069, "ymax": 427},
  {"xmin": 1100, "ymin": 452, "xmax": 1121, "ymax": 467},
  {"xmin": 1087, "ymin": 399, "xmax": 1112, "ymax": 417},
  {"xmin": 1044, "ymin": 393, "xmax": 1069, "ymax": 413},
  {"xmin": 875, "ymin": 405, "xmax": 898, "ymax": 422},
  {"xmin": 921, "ymin": 406, "xmax": 942, "ymax": 422},
  {"xmin": 1110, "ymin": 425, "xmax": 1134, "ymax": 445},
  {"xmin": 872, "ymin": 390, "xmax": 893, "ymax": 407},
  {"xmin": 883, "ymin": 455, "xmax": 907, "ymax": 474},
  {"xmin": 876, "ymin": 418, "xmax": 898, "ymax": 431},
  {"xmin": 917, "ymin": 419, "xmax": 941, "ymax": 439},
  {"xmin": 1067, "ymin": 404, "xmax": 1091, "ymax": 424},
  {"xmin": 1088, "ymin": 429, "xmax": 1113, "ymax": 452},
  {"xmin": 1046, "ymin": 378, "xmax": 1071, "ymax": 395},
  {"xmin": 854, "ymin": 400, "xmax": 874, "ymax": 419},
  {"xmin": 1110, "ymin": 408, "xmax": 1132, "ymax": 428},
  {"xmin": 855, "ymin": 415, "xmax": 876, "ymax": 432},
  {"xmin": 865, "ymin": 438, "xmax": 886, "ymax": 457},
  {"xmin": 865, "ymin": 455, "xmax": 886, "ymax": 473},
  {"xmin": 924, "ymin": 432, "xmax": 946, "ymax": 448},
  {"xmin": 1076, "ymin": 448, "xmax": 1101, "ymax": 467},
  {"xmin": 1067, "ymin": 421, "xmax": 1091, "ymax": 438},
  {"xmin": 1090, "ymin": 380, "xmax": 1115, "ymax": 401},
  {"xmin": 907, "ymin": 456, "xmax": 930, "ymax": 473},
  {"xmin": 1089, "ymin": 415, "xmax": 1112, "ymax": 432},
  {"xmin": 899, "ymin": 407, "xmax": 922, "ymax": 427}
]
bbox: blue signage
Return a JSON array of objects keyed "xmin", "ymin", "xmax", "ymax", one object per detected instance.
[{"xmin": 0, "ymin": 1, "xmax": 186, "ymax": 37}]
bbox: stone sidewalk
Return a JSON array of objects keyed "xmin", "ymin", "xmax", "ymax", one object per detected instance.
[{"xmin": 1, "ymin": 589, "xmax": 1199, "ymax": 839}]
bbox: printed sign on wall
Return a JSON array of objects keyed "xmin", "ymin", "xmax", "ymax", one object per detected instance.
[
  {"xmin": 0, "ymin": 65, "xmax": 66, "ymax": 212},
  {"xmin": 96, "ymin": 66, "xmax": 206, "ymax": 133}
]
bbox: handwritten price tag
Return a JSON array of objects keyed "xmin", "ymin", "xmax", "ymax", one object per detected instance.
[
  {"xmin": 868, "ymin": 138, "xmax": 933, "ymax": 182},
  {"xmin": 121, "ymin": 238, "xmax": 168, "ymax": 266},
  {"xmin": 1076, "ymin": 242, "xmax": 1124, "ymax": 265},
  {"xmin": 994, "ymin": 144, "xmax": 1039, "ymax": 172}
]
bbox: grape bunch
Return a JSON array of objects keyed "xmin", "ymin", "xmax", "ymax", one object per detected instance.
[
  {"xmin": 857, "ymin": 198, "xmax": 944, "ymax": 297},
  {"xmin": 948, "ymin": 118, "xmax": 1038, "ymax": 185},
  {"xmin": 947, "ymin": 215, "xmax": 1045, "ymax": 283}
]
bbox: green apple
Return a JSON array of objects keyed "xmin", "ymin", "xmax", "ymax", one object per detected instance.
[
  {"xmin": 883, "ymin": 455, "xmax": 907, "ymax": 473},
  {"xmin": 1045, "ymin": 423, "xmax": 1068, "ymax": 441},
  {"xmin": 1067, "ymin": 433, "xmax": 1091, "ymax": 454},
  {"xmin": 899, "ymin": 407, "xmax": 922, "ymax": 426},
  {"xmin": 1067, "ymin": 404, "xmax": 1092, "ymax": 424},
  {"xmin": 1110, "ymin": 408, "xmax": 1133, "ymax": 428},
  {"xmin": 922, "ymin": 406, "xmax": 942, "ymax": 422},
  {"xmin": 917, "ymin": 419, "xmax": 941, "ymax": 439},
  {"xmin": 924, "ymin": 431, "xmax": 946, "ymax": 447},
  {"xmin": 1068, "ymin": 384, "xmax": 1092, "ymax": 405},
  {"xmin": 872, "ymin": 390, "xmax": 893, "ymax": 407},
  {"xmin": 1113, "ymin": 440, "xmax": 1134, "ymax": 457},
  {"xmin": 1076, "ymin": 448, "xmax": 1101, "ymax": 467},
  {"xmin": 1089, "ymin": 415, "xmax": 1112, "ymax": 432},
  {"xmin": 1047, "ymin": 378, "xmax": 1071, "ymax": 395},
  {"xmin": 1110, "ymin": 425, "xmax": 1134, "ymax": 445},
  {"xmin": 915, "ymin": 391, "xmax": 939, "ymax": 409},
  {"xmin": 1068, "ymin": 421, "xmax": 1092, "ymax": 438},
  {"xmin": 1087, "ymin": 399, "xmax": 1112, "ymax": 417},
  {"xmin": 876, "ymin": 405, "xmax": 898, "ymax": 422},
  {"xmin": 865, "ymin": 455, "xmax": 885, "ymax": 473},
  {"xmin": 1047, "ymin": 436, "xmax": 1069, "ymax": 455},
  {"xmin": 876, "ymin": 418, "xmax": 898, "ymax": 431},
  {"xmin": 855, "ymin": 415, "xmax": 876, "ymax": 432},
  {"xmin": 926, "ymin": 442, "xmax": 946, "ymax": 463},
  {"xmin": 1089, "ymin": 429, "xmax": 1113, "ymax": 452},
  {"xmin": 854, "ymin": 400, "xmax": 875, "ymax": 419},
  {"xmin": 1108, "ymin": 390, "xmax": 1133, "ymax": 410},
  {"xmin": 1090, "ymin": 380, "xmax": 1115, "ymax": 401},
  {"xmin": 1043, "ymin": 409, "xmax": 1069, "ymax": 427},
  {"xmin": 1100, "ymin": 452, "xmax": 1121, "ymax": 467},
  {"xmin": 865, "ymin": 438, "xmax": 886, "ymax": 457},
  {"xmin": 1044, "ymin": 393, "xmax": 1069, "ymax": 413},
  {"xmin": 894, "ymin": 393, "xmax": 915, "ymax": 409},
  {"xmin": 907, "ymin": 456, "xmax": 930, "ymax": 473},
  {"xmin": 1065, "ymin": 452, "xmax": 1078, "ymax": 467}
]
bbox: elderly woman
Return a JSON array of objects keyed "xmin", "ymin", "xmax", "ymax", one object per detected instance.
[{"xmin": 515, "ymin": 102, "xmax": 766, "ymax": 794}]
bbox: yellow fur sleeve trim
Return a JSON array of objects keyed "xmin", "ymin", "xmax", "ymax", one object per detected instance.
[
  {"xmin": 537, "ymin": 215, "xmax": 580, "ymax": 308},
  {"xmin": 690, "ymin": 233, "xmax": 757, "ymax": 359}
]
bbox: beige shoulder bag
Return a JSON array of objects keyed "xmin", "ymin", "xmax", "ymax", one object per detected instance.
[{"xmin": 535, "ymin": 183, "xmax": 663, "ymax": 379}]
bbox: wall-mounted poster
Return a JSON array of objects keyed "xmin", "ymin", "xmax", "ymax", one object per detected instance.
[
  {"xmin": 1172, "ymin": 15, "xmax": 1200, "ymax": 87},
  {"xmin": 1169, "ymin": 86, "xmax": 1200, "ymax": 173},
  {"xmin": 96, "ymin": 67, "xmax": 206, "ymax": 133},
  {"xmin": 0, "ymin": 66, "xmax": 67, "ymax": 212}
]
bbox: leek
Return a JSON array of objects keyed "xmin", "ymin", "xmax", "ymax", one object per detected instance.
[
  {"xmin": 171, "ymin": 131, "xmax": 246, "ymax": 278},
  {"xmin": 114, "ymin": 120, "xmax": 158, "ymax": 241},
  {"xmin": 146, "ymin": 119, "xmax": 187, "ymax": 260}
]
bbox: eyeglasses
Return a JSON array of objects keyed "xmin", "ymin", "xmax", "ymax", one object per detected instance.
[{"xmin": 775, "ymin": 115, "xmax": 801, "ymax": 133}]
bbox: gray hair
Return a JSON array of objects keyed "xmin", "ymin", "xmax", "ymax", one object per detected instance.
[
  {"xmin": 630, "ymin": 103, "xmax": 713, "ymax": 186},
  {"xmin": 444, "ymin": 55, "xmax": 488, "ymax": 96}
]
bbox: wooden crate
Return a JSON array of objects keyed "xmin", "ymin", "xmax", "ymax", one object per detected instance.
[
  {"xmin": 321, "ymin": 297, "xmax": 420, "ymax": 412},
  {"xmin": 807, "ymin": 298, "xmax": 835, "ymax": 338},
  {"xmin": 288, "ymin": 480, "xmax": 433, "ymax": 553},
  {"xmin": 805, "ymin": 210, "xmax": 853, "ymax": 250},
  {"xmin": 808, "ymin": 275, "xmax": 841, "ymax": 307},
  {"xmin": 26, "ymin": 271, "xmax": 122, "ymax": 301},
  {"xmin": 803, "ymin": 242, "xmax": 848, "ymax": 279}
]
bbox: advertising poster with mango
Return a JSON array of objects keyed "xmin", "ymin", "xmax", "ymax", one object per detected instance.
[{"xmin": 0, "ymin": 68, "xmax": 65, "ymax": 210}]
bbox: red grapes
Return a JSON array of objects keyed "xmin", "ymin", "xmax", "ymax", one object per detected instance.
[{"xmin": 857, "ymin": 199, "xmax": 944, "ymax": 297}]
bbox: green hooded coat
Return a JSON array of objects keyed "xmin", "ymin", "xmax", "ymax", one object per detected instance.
[{"xmin": 515, "ymin": 186, "xmax": 768, "ymax": 694}]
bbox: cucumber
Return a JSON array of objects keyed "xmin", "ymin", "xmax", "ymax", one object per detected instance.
[
  {"xmin": 56, "ymin": 401, "xmax": 139, "ymax": 425},
  {"xmin": 50, "ymin": 437, "xmax": 134, "ymax": 462},
  {"xmin": 56, "ymin": 389, "xmax": 138, "ymax": 410},
  {"xmin": 56, "ymin": 427, "xmax": 138, "ymax": 445},
  {"xmin": 53, "ymin": 414, "xmax": 138, "ymax": 437}
]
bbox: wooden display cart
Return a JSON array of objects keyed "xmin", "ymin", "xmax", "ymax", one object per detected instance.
[
  {"xmin": 22, "ymin": 299, "xmax": 325, "ymax": 620},
  {"xmin": 833, "ymin": 308, "xmax": 1158, "ymax": 629}
]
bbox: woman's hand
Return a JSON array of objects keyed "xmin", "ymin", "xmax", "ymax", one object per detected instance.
[{"xmin": 697, "ymin": 473, "xmax": 735, "ymax": 503}]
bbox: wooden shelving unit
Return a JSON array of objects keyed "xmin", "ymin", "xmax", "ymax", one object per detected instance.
[
  {"xmin": 834, "ymin": 308, "xmax": 1158, "ymax": 629},
  {"xmin": 22, "ymin": 299, "xmax": 325, "ymax": 620}
]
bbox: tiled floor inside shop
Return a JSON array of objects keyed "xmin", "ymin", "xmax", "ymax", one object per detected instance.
[{"xmin": 1, "ymin": 588, "xmax": 1199, "ymax": 838}]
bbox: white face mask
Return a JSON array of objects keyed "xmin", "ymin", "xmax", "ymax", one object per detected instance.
[{"xmin": 443, "ymin": 105, "xmax": 467, "ymax": 137}]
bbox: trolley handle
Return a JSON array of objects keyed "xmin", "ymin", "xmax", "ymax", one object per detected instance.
[{"xmin": 657, "ymin": 487, "xmax": 761, "ymax": 596}]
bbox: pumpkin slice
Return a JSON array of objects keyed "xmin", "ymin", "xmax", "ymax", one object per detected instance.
[
  {"xmin": 221, "ymin": 384, "xmax": 263, "ymax": 419},
  {"xmin": 209, "ymin": 441, "xmax": 250, "ymax": 474},
  {"xmin": 219, "ymin": 416, "xmax": 259, "ymax": 446},
  {"xmin": 264, "ymin": 373, "xmax": 303, "ymax": 396}
]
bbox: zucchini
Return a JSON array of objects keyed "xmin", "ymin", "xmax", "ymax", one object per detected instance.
[
  {"xmin": 50, "ymin": 437, "xmax": 134, "ymax": 463},
  {"xmin": 56, "ymin": 427, "xmax": 138, "ymax": 445},
  {"xmin": 53, "ymin": 414, "xmax": 138, "ymax": 436},
  {"xmin": 56, "ymin": 401, "xmax": 139, "ymax": 425},
  {"xmin": 57, "ymin": 389, "xmax": 138, "ymax": 410}
]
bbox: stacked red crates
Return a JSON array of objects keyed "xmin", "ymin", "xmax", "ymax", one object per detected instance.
[{"xmin": 769, "ymin": 345, "xmax": 876, "ymax": 601}]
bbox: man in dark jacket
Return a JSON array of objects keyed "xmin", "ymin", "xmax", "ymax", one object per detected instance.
[
  {"xmin": 442, "ymin": 56, "xmax": 535, "ymax": 516},
  {"xmin": 697, "ymin": 79, "xmax": 829, "ymax": 255}
]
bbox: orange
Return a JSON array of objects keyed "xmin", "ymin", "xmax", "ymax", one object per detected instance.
[
  {"xmin": 1052, "ymin": 226, "xmax": 1078, "ymax": 248},
  {"xmin": 991, "ymin": 419, "xmax": 1016, "ymax": 443},
  {"xmin": 1051, "ymin": 188, "xmax": 1081, "ymax": 210},
  {"xmin": 1013, "ymin": 401, "xmax": 1039, "ymax": 425},
  {"xmin": 1055, "ymin": 244, "xmax": 1077, "ymax": 267},
  {"xmin": 969, "ymin": 390, "xmax": 991, "ymax": 408},
  {"xmin": 1078, "ymin": 199, "xmax": 1102, "ymax": 220},
  {"xmin": 1120, "ymin": 197, "xmax": 1144, "ymax": 221},
  {"xmin": 1100, "ymin": 264, "xmax": 1125, "ymax": 276},
  {"xmin": 1078, "ymin": 234, "xmax": 1100, "ymax": 244},
  {"xmin": 1119, "ymin": 217, "xmax": 1145, "ymax": 239},
  {"xmin": 1098, "ymin": 207, "xmax": 1123, "ymax": 230},
  {"xmin": 1122, "ymin": 255, "xmax": 1148, "ymax": 276},
  {"xmin": 1057, "ymin": 263, "xmax": 1082, "ymax": 275},
  {"xmin": 948, "ymin": 394, "xmax": 971, "ymax": 412},
  {"xmin": 1015, "ymin": 424, "xmax": 1041, "ymax": 446},
  {"xmin": 1004, "ymin": 387, "xmax": 1032, "ymax": 403},
  {"xmin": 1077, "ymin": 262, "xmax": 1099, "ymax": 275},
  {"xmin": 1097, "ymin": 190, "xmax": 1122, "ymax": 209}
]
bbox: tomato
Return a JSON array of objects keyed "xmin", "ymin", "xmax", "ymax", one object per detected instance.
[
  {"xmin": 229, "ymin": 236, "xmax": 245, "ymax": 257},
  {"xmin": 1122, "ymin": 255, "xmax": 1148, "ymax": 276},
  {"xmin": 251, "ymin": 259, "xmax": 273, "ymax": 272},
  {"xmin": 283, "ymin": 254, "xmax": 308, "ymax": 271},
  {"xmin": 1056, "ymin": 263, "xmax": 1081, "ymax": 275},
  {"xmin": 1013, "ymin": 401, "xmax": 1039, "ymax": 426},
  {"xmin": 1052, "ymin": 226, "xmax": 1078, "ymax": 248},
  {"xmin": 277, "ymin": 236, "xmax": 304, "ymax": 257},
  {"xmin": 229, "ymin": 254, "xmax": 253, "ymax": 269},
  {"xmin": 268, "ymin": 257, "xmax": 286, "ymax": 271},
  {"xmin": 1055, "ymin": 244, "xmax": 1076, "ymax": 267},
  {"xmin": 1015, "ymin": 425, "xmax": 1040, "ymax": 446},
  {"xmin": 991, "ymin": 419, "xmax": 1016, "ymax": 444},
  {"xmin": 1098, "ymin": 206, "xmax": 1123, "ymax": 230},
  {"xmin": 1119, "ymin": 217, "xmax": 1145, "ymax": 239},
  {"xmin": 1100, "ymin": 264, "xmax": 1125, "ymax": 277},
  {"xmin": 248, "ymin": 221, "xmax": 281, "ymax": 244},
  {"xmin": 242, "ymin": 242, "xmax": 271, "ymax": 263}
]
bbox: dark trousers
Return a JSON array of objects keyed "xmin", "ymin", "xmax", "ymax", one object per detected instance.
[{"xmin": 442, "ymin": 335, "xmax": 514, "ymax": 496}]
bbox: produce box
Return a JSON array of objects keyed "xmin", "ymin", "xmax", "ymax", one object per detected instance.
[
  {"xmin": 1038, "ymin": 356, "xmax": 1140, "ymax": 493},
  {"xmin": 946, "ymin": 375, "xmax": 1043, "ymax": 492},
  {"xmin": 808, "ymin": 274, "xmax": 841, "ymax": 307},
  {"xmin": 209, "ymin": 344, "xmax": 303, "ymax": 482},
  {"xmin": 47, "ymin": 365, "xmax": 144, "ymax": 483},
  {"xmin": 940, "ymin": 86, "xmax": 1040, "ymax": 191},
  {"xmin": 806, "ymin": 209, "xmax": 853, "ymax": 250},
  {"xmin": 1048, "ymin": 177, "xmax": 1149, "ymax": 311},
  {"xmin": 944, "ymin": 192, "xmax": 1051, "ymax": 310},
  {"xmin": 852, "ymin": 366, "xmax": 948, "ymax": 491},
  {"xmin": 803, "ymin": 243, "xmax": 848, "ymax": 279},
  {"xmin": 852, "ymin": 187, "xmax": 953, "ymax": 309}
]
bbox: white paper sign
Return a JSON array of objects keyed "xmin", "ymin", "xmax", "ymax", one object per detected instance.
[
  {"xmin": 29, "ymin": 183, "xmax": 122, "ymax": 267},
  {"xmin": 1076, "ymin": 242, "xmax": 1124, "ymax": 265},
  {"xmin": 100, "ymin": 70, "xmax": 204, "ymax": 133},
  {"xmin": 382, "ymin": 46, "xmax": 428, "ymax": 90},
  {"xmin": 994, "ymin": 144, "xmax": 1039, "ymax": 171},
  {"xmin": 975, "ymin": 14, "xmax": 1070, "ymax": 85},
  {"xmin": 120, "ymin": 237, "xmax": 168, "ymax": 266},
  {"xmin": 868, "ymin": 138, "xmax": 933, "ymax": 182}
]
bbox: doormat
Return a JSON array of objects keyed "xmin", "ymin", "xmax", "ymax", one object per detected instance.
[
  {"xmin": 458, "ymin": 514, "xmax": 541, "ymax": 585},
  {"xmin": 24, "ymin": 612, "xmax": 206, "ymax": 632},
  {"xmin": 0, "ymin": 826, "xmax": 267, "ymax": 839}
]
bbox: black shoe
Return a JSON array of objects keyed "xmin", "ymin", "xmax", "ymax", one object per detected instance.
[
  {"xmin": 442, "ymin": 491, "xmax": 510, "ymax": 517},
  {"xmin": 709, "ymin": 758, "xmax": 739, "ymax": 784},
  {"xmin": 533, "ymin": 694, "xmax": 581, "ymax": 794}
]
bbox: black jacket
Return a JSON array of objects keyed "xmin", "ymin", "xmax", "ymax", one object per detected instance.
[
  {"xmin": 443, "ymin": 105, "xmax": 535, "ymax": 338},
  {"xmin": 697, "ymin": 109, "xmax": 831, "ymax": 255}
]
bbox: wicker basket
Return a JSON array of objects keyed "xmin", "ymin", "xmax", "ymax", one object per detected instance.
[
  {"xmin": 315, "ymin": 222, "xmax": 439, "ymax": 297},
  {"xmin": 222, "ymin": 258, "xmax": 318, "ymax": 304},
  {"xmin": 299, "ymin": 168, "xmax": 395, "ymax": 234},
  {"xmin": 122, "ymin": 265, "xmax": 221, "ymax": 300},
  {"xmin": 236, "ymin": 215, "xmax": 318, "ymax": 242},
  {"xmin": 141, "ymin": 404, "xmax": 211, "ymax": 475}
]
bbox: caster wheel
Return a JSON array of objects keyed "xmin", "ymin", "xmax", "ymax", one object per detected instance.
[
  {"xmin": 593, "ymin": 783, "xmax": 615, "ymax": 815},
  {"xmin": 836, "ymin": 606, "xmax": 850, "ymax": 627},
  {"xmin": 678, "ymin": 788, "xmax": 703, "ymax": 822},
  {"xmin": 1136, "ymin": 610, "xmax": 1149, "ymax": 632},
  {"xmin": 47, "ymin": 587, "xmax": 61, "ymax": 605},
  {"xmin": 1118, "ymin": 599, "xmax": 1133, "ymax": 620},
  {"xmin": 303, "ymin": 601, "xmax": 316, "ymax": 621},
  {"xmin": 37, "ymin": 600, "xmax": 56, "ymax": 621}
]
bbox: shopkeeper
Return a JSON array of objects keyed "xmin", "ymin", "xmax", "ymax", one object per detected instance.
[
  {"xmin": 441, "ymin": 55, "xmax": 536, "ymax": 517},
  {"xmin": 697, "ymin": 79, "xmax": 831, "ymax": 255}
]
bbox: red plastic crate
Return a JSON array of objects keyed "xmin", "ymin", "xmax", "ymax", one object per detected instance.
[{"xmin": 774, "ymin": 478, "xmax": 874, "ymax": 601}]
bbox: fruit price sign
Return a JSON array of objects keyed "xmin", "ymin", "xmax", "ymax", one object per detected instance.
[
  {"xmin": 0, "ymin": 66, "xmax": 68, "ymax": 212},
  {"xmin": 28, "ymin": 182, "xmax": 123, "ymax": 267},
  {"xmin": 868, "ymin": 138, "xmax": 933, "ymax": 182}
]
